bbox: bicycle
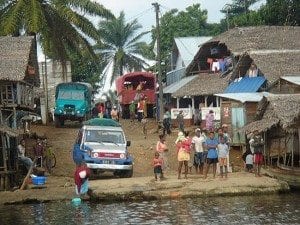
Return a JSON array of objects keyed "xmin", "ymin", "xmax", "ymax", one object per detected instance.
[{"xmin": 42, "ymin": 139, "xmax": 56, "ymax": 174}]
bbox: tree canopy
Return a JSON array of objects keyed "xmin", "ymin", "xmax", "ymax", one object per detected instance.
[
  {"xmin": 151, "ymin": 4, "xmax": 222, "ymax": 69},
  {"xmin": 95, "ymin": 11, "xmax": 150, "ymax": 86},
  {"xmin": 0, "ymin": 0, "xmax": 113, "ymax": 64}
]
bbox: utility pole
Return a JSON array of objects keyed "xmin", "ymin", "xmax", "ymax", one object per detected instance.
[
  {"xmin": 44, "ymin": 55, "xmax": 49, "ymax": 125},
  {"xmin": 152, "ymin": 2, "xmax": 164, "ymax": 122}
]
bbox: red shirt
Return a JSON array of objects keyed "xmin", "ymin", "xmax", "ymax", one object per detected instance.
[{"xmin": 74, "ymin": 165, "xmax": 91, "ymax": 192}]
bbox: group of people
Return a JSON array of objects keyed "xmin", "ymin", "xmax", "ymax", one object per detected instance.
[
  {"xmin": 92, "ymin": 100, "xmax": 119, "ymax": 122},
  {"xmin": 152, "ymin": 124, "xmax": 231, "ymax": 181},
  {"xmin": 17, "ymin": 138, "xmax": 48, "ymax": 171}
]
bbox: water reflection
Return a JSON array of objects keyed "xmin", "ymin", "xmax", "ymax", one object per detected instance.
[{"xmin": 0, "ymin": 194, "xmax": 299, "ymax": 225}]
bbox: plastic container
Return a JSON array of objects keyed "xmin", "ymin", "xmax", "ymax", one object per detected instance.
[
  {"xmin": 71, "ymin": 197, "xmax": 82, "ymax": 206},
  {"xmin": 32, "ymin": 176, "xmax": 46, "ymax": 185}
]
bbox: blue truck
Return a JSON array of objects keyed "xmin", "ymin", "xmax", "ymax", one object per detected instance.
[
  {"xmin": 72, "ymin": 118, "xmax": 133, "ymax": 178},
  {"xmin": 54, "ymin": 82, "xmax": 93, "ymax": 127}
]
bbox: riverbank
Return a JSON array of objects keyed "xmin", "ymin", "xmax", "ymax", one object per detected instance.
[
  {"xmin": 0, "ymin": 172, "xmax": 290, "ymax": 205},
  {"xmin": 89, "ymin": 172, "xmax": 290, "ymax": 202}
]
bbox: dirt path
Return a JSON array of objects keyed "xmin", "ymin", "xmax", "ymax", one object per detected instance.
[{"xmin": 30, "ymin": 119, "xmax": 244, "ymax": 178}]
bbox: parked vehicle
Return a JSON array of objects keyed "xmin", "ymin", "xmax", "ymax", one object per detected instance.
[
  {"xmin": 115, "ymin": 72, "xmax": 156, "ymax": 118},
  {"xmin": 54, "ymin": 82, "xmax": 92, "ymax": 127},
  {"xmin": 72, "ymin": 118, "xmax": 133, "ymax": 178}
]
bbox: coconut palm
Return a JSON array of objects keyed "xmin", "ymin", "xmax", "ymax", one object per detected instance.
[
  {"xmin": 95, "ymin": 11, "xmax": 150, "ymax": 86},
  {"xmin": 0, "ymin": 0, "xmax": 113, "ymax": 65}
]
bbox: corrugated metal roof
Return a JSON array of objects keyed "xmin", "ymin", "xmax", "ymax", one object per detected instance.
[
  {"xmin": 163, "ymin": 75, "xmax": 197, "ymax": 94},
  {"xmin": 224, "ymin": 76, "xmax": 266, "ymax": 93},
  {"xmin": 174, "ymin": 37, "xmax": 212, "ymax": 67},
  {"xmin": 214, "ymin": 92, "xmax": 272, "ymax": 103},
  {"xmin": 281, "ymin": 75, "xmax": 300, "ymax": 86}
]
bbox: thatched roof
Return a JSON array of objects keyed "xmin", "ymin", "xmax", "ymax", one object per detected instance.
[
  {"xmin": 0, "ymin": 36, "xmax": 39, "ymax": 85},
  {"xmin": 172, "ymin": 73, "xmax": 229, "ymax": 97},
  {"xmin": 210, "ymin": 26, "xmax": 300, "ymax": 54},
  {"xmin": 243, "ymin": 94, "xmax": 300, "ymax": 134}
]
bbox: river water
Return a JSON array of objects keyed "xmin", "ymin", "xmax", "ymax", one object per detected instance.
[{"xmin": 0, "ymin": 193, "xmax": 299, "ymax": 225}]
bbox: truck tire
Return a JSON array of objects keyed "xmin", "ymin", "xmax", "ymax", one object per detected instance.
[
  {"xmin": 119, "ymin": 169, "xmax": 133, "ymax": 178},
  {"xmin": 54, "ymin": 116, "xmax": 61, "ymax": 128}
]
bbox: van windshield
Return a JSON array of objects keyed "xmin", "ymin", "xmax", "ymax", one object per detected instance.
[
  {"xmin": 84, "ymin": 130, "xmax": 125, "ymax": 145},
  {"xmin": 57, "ymin": 90, "xmax": 85, "ymax": 100}
]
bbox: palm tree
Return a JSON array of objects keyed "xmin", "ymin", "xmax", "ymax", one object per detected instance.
[
  {"xmin": 0, "ymin": 0, "xmax": 113, "ymax": 69},
  {"xmin": 95, "ymin": 11, "xmax": 150, "ymax": 86}
]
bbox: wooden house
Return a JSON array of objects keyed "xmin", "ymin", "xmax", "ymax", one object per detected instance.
[
  {"xmin": 242, "ymin": 94, "xmax": 300, "ymax": 186},
  {"xmin": 0, "ymin": 36, "xmax": 39, "ymax": 190}
]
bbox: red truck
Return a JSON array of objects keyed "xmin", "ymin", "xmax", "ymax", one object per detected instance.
[{"xmin": 115, "ymin": 72, "xmax": 156, "ymax": 119}]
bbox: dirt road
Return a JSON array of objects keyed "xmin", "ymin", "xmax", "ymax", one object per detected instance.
[{"xmin": 31, "ymin": 119, "xmax": 244, "ymax": 178}]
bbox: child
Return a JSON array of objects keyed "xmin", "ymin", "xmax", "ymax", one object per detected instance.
[
  {"xmin": 141, "ymin": 115, "xmax": 148, "ymax": 139},
  {"xmin": 204, "ymin": 131, "xmax": 218, "ymax": 179},
  {"xmin": 217, "ymin": 136, "xmax": 229, "ymax": 178},
  {"xmin": 74, "ymin": 160, "xmax": 91, "ymax": 197},
  {"xmin": 243, "ymin": 149, "xmax": 254, "ymax": 173},
  {"xmin": 152, "ymin": 152, "xmax": 163, "ymax": 181},
  {"xmin": 249, "ymin": 130, "xmax": 264, "ymax": 177}
]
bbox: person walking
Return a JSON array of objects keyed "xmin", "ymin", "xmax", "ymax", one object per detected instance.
[
  {"xmin": 192, "ymin": 128, "xmax": 206, "ymax": 174},
  {"xmin": 111, "ymin": 106, "xmax": 119, "ymax": 121},
  {"xmin": 176, "ymin": 110, "xmax": 184, "ymax": 132},
  {"xmin": 137, "ymin": 99, "xmax": 144, "ymax": 122},
  {"xmin": 163, "ymin": 108, "xmax": 171, "ymax": 135},
  {"xmin": 204, "ymin": 131, "xmax": 218, "ymax": 179}
]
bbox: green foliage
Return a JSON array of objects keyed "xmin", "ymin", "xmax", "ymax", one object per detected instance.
[
  {"xmin": 95, "ymin": 11, "xmax": 151, "ymax": 86},
  {"xmin": 221, "ymin": 0, "xmax": 259, "ymax": 16},
  {"xmin": 151, "ymin": 4, "xmax": 222, "ymax": 68},
  {"xmin": 0, "ymin": 0, "xmax": 113, "ymax": 65},
  {"xmin": 222, "ymin": 0, "xmax": 299, "ymax": 28},
  {"xmin": 261, "ymin": 0, "xmax": 300, "ymax": 26}
]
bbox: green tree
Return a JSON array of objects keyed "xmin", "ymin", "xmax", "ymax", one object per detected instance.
[
  {"xmin": 95, "ymin": 11, "xmax": 150, "ymax": 85},
  {"xmin": 151, "ymin": 4, "xmax": 222, "ymax": 69},
  {"xmin": 261, "ymin": 0, "xmax": 299, "ymax": 26},
  {"xmin": 0, "ymin": 0, "xmax": 113, "ymax": 67}
]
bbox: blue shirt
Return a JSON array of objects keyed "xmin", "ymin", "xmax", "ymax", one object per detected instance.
[{"xmin": 206, "ymin": 138, "xmax": 218, "ymax": 159}]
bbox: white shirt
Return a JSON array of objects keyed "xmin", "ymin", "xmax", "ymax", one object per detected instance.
[
  {"xmin": 246, "ymin": 154, "xmax": 254, "ymax": 165},
  {"xmin": 192, "ymin": 135, "xmax": 205, "ymax": 153},
  {"xmin": 217, "ymin": 143, "xmax": 229, "ymax": 158}
]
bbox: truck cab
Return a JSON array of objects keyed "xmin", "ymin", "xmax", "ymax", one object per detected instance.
[
  {"xmin": 54, "ymin": 82, "xmax": 92, "ymax": 127},
  {"xmin": 72, "ymin": 118, "xmax": 133, "ymax": 178}
]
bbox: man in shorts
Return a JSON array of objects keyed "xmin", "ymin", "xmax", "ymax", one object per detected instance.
[
  {"xmin": 204, "ymin": 131, "xmax": 218, "ymax": 179},
  {"xmin": 192, "ymin": 128, "xmax": 206, "ymax": 174},
  {"xmin": 249, "ymin": 130, "xmax": 264, "ymax": 177}
]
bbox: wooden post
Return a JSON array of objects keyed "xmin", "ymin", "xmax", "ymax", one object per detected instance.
[
  {"xmin": 176, "ymin": 98, "xmax": 179, "ymax": 108},
  {"xmin": 204, "ymin": 96, "xmax": 208, "ymax": 107},
  {"xmin": 298, "ymin": 128, "xmax": 300, "ymax": 167},
  {"xmin": 20, "ymin": 158, "xmax": 37, "ymax": 190}
]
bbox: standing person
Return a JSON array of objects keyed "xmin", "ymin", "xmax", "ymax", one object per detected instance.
[
  {"xmin": 242, "ymin": 148, "xmax": 254, "ymax": 173},
  {"xmin": 163, "ymin": 108, "xmax": 171, "ymax": 135},
  {"xmin": 34, "ymin": 138, "xmax": 45, "ymax": 167},
  {"xmin": 143, "ymin": 96, "xmax": 148, "ymax": 118},
  {"xmin": 222, "ymin": 124, "xmax": 231, "ymax": 147},
  {"xmin": 111, "ymin": 106, "xmax": 119, "ymax": 121},
  {"xmin": 141, "ymin": 115, "xmax": 148, "ymax": 139},
  {"xmin": 17, "ymin": 139, "xmax": 33, "ymax": 170},
  {"xmin": 105, "ymin": 99, "xmax": 112, "ymax": 118},
  {"xmin": 176, "ymin": 110, "xmax": 184, "ymax": 132},
  {"xmin": 74, "ymin": 160, "xmax": 91, "ymax": 197},
  {"xmin": 137, "ymin": 99, "xmax": 144, "ymax": 122},
  {"xmin": 217, "ymin": 137, "xmax": 229, "ymax": 179},
  {"xmin": 204, "ymin": 131, "xmax": 218, "ymax": 179},
  {"xmin": 192, "ymin": 128, "xmax": 206, "ymax": 174},
  {"xmin": 97, "ymin": 103, "xmax": 105, "ymax": 118},
  {"xmin": 152, "ymin": 152, "xmax": 163, "ymax": 181},
  {"xmin": 156, "ymin": 134, "xmax": 168, "ymax": 174},
  {"xmin": 129, "ymin": 101, "xmax": 136, "ymax": 122},
  {"xmin": 176, "ymin": 131, "xmax": 192, "ymax": 179},
  {"xmin": 205, "ymin": 110, "xmax": 215, "ymax": 131},
  {"xmin": 91, "ymin": 103, "xmax": 99, "ymax": 118},
  {"xmin": 249, "ymin": 130, "xmax": 264, "ymax": 177}
]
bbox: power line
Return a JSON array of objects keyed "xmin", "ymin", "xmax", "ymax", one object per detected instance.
[{"xmin": 125, "ymin": 7, "xmax": 154, "ymax": 23}]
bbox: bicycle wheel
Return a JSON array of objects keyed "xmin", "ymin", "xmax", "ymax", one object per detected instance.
[{"xmin": 45, "ymin": 153, "xmax": 56, "ymax": 173}]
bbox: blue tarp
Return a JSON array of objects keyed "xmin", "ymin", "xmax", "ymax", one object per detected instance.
[{"xmin": 224, "ymin": 76, "xmax": 266, "ymax": 93}]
